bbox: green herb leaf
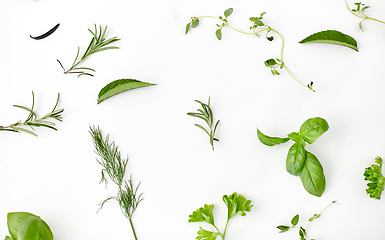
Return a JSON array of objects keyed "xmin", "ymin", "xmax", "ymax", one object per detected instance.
[
  {"xmin": 17, "ymin": 216, "xmax": 40, "ymax": 240},
  {"xmin": 5, "ymin": 236, "xmax": 13, "ymax": 240},
  {"xmin": 224, "ymin": 8, "xmax": 233, "ymax": 18},
  {"xmin": 185, "ymin": 22, "xmax": 191, "ymax": 34},
  {"xmin": 97, "ymin": 79, "xmax": 156, "ymax": 104},
  {"xmin": 299, "ymin": 117, "xmax": 329, "ymax": 144},
  {"xmin": 196, "ymin": 227, "xmax": 220, "ymax": 240},
  {"xmin": 7, "ymin": 212, "xmax": 53, "ymax": 240},
  {"xmin": 277, "ymin": 225, "xmax": 290, "ymax": 233},
  {"xmin": 286, "ymin": 142, "xmax": 306, "ymax": 176},
  {"xmin": 192, "ymin": 18, "xmax": 200, "ymax": 28},
  {"xmin": 364, "ymin": 156, "xmax": 385, "ymax": 199},
  {"xmin": 308, "ymin": 213, "xmax": 320, "ymax": 222},
  {"xmin": 215, "ymin": 29, "xmax": 222, "ymax": 40},
  {"xmin": 291, "ymin": 214, "xmax": 299, "ymax": 226},
  {"xmin": 299, "ymin": 151, "xmax": 326, "ymax": 197},
  {"xmin": 189, "ymin": 204, "xmax": 215, "ymax": 226},
  {"xmin": 222, "ymin": 192, "xmax": 253, "ymax": 220},
  {"xmin": 257, "ymin": 128, "xmax": 290, "ymax": 146},
  {"xmin": 287, "ymin": 132, "xmax": 303, "ymax": 143},
  {"xmin": 299, "ymin": 30, "xmax": 358, "ymax": 52}
]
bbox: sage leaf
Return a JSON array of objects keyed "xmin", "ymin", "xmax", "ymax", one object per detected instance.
[
  {"xmin": 257, "ymin": 128, "xmax": 290, "ymax": 146},
  {"xmin": 299, "ymin": 117, "xmax": 329, "ymax": 144},
  {"xmin": 299, "ymin": 30, "xmax": 358, "ymax": 52},
  {"xmin": 286, "ymin": 142, "xmax": 306, "ymax": 176},
  {"xmin": 97, "ymin": 79, "xmax": 156, "ymax": 104},
  {"xmin": 299, "ymin": 151, "xmax": 326, "ymax": 197}
]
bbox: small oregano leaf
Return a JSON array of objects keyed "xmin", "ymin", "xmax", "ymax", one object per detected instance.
[
  {"xmin": 291, "ymin": 214, "xmax": 299, "ymax": 226},
  {"xmin": 277, "ymin": 225, "xmax": 290, "ymax": 233},
  {"xmin": 192, "ymin": 18, "xmax": 200, "ymax": 28},
  {"xmin": 97, "ymin": 79, "xmax": 156, "ymax": 104},
  {"xmin": 224, "ymin": 8, "xmax": 233, "ymax": 18},
  {"xmin": 299, "ymin": 30, "xmax": 358, "ymax": 52},
  {"xmin": 216, "ymin": 29, "xmax": 222, "ymax": 40},
  {"xmin": 257, "ymin": 128, "xmax": 290, "ymax": 146}
]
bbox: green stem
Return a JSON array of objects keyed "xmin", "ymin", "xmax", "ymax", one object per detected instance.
[
  {"xmin": 304, "ymin": 201, "xmax": 337, "ymax": 237},
  {"xmin": 344, "ymin": 0, "xmax": 385, "ymax": 25},
  {"xmin": 222, "ymin": 219, "xmax": 230, "ymax": 240},
  {"xmin": 129, "ymin": 218, "xmax": 138, "ymax": 240}
]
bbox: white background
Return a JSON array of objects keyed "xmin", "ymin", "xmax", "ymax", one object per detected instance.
[{"xmin": 1, "ymin": 0, "xmax": 385, "ymax": 239}]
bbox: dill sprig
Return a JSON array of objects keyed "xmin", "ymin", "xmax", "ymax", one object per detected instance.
[
  {"xmin": 57, "ymin": 24, "xmax": 120, "ymax": 77},
  {"xmin": 187, "ymin": 97, "xmax": 220, "ymax": 150},
  {"xmin": 0, "ymin": 91, "xmax": 63, "ymax": 137},
  {"xmin": 89, "ymin": 125, "xmax": 143, "ymax": 240}
]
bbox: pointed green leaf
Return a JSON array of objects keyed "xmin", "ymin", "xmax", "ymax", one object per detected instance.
[
  {"xmin": 299, "ymin": 117, "xmax": 329, "ymax": 144},
  {"xmin": 222, "ymin": 192, "xmax": 253, "ymax": 220},
  {"xmin": 186, "ymin": 22, "xmax": 191, "ymax": 34},
  {"xmin": 286, "ymin": 142, "xmax": 306, "ymax": 176},
  {"xmin": 196, "ymin": 227, "xmax": 220, "ymax": 240},
  {"xmin": 299, "ymin": 151, "xmax": 326, "ymax": 197},
  {"xmin": 189, "ymin": 204, "xmax": 215, "ymax": 225},
  {"xmin": 277, "ymin": 225, "xmax": 290, "ymax": 233},
  {"xmin": 257, "ymin": 128, "xmax": 290, "ymax": 146},
  {"xmin": 97, "ymin": 79, "xmax": 156, "ymax": 104},
  {"xmin": 299, "ymin": 30, "xmax": 358, "ymax": 52}
]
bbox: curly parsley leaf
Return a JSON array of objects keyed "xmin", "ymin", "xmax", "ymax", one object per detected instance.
[
  {"xmin": 364, "ymin": 156, "xmax": 385, "ymax": 199},
  {"xmin": 222, "ymin": 192, "xmax": 253, "ymax": 220},
  {"xmin": 196, "ymin": 227, "xmax": 221, "ymax": 240},
  {"xmin": 189, "ymin": 204, "xmax": 215, "ymax": 226}
]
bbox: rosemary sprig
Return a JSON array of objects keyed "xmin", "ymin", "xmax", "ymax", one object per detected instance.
[
  {"xmin": 187, "ymin": 97, "xmax": 220, "ymax": 150},
  {"xmin": 57, "ymin": 24, "xmax": 120, "ymax": 77},
  {"xmin": 0, "ymin": 91, "xmax": 64, "ymax": 137},
  {"xmin": 89, "ymin": 125, "xmax": 143, "ymax": 240}
]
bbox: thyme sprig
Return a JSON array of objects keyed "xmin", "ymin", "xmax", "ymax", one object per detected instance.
[
  {"xmin": 89, "ymin": 126, "xmax": 143, "ymax": 240},
  {"xmin": 344, "ymin": 1, "xmax": 385, "ymax": 31},
  {"xmin": 57, "ymin": 24, "xmax": 120, "ymax": 77},
  {"xmin": 186, "ymin": 9, "xmax": 315, "ymax": 92},
  {"xmin": 0, "ymin": 91, "xmax": 63, "ymax": 137},
  {"xmin": 187, "ymin": 97, "xmax": 220, "ymax": 150}
]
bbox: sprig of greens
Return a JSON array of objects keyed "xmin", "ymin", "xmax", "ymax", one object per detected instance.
[
  {"xmin": 0, "ymin": 91, "xmax": 63, "ymax": 136},
  {"xmin": 277, "ymin": 201, "xmax": 337, "ymax": 240},
  {"xmin": 89, "ymin": 125, "xmax": 143, "ymax": 240},
  {"xmin": 344, "ymin": 1, "xmax": 385, "ymax": 31},
  {"xmin": 257, "ymin": 117, "xmax": 329, "ymax": 197},
  {"xmin": 189, "ymin": 192, "xmax": 253, "ymax": 240},
  {"xmin": 186, "ymin": 8, "xmax": 315, "ymax": 92},
  {"xmin": 57, "ymin": 24, "xmax": 120, "ymax": 77},
  {"xmin": 5, "ymin": 212, "xmax": 53, "ymax": 240},
  {"xmin": 187, "ymin": 97, "xmax": 220, "ymax": 150},
  {"xmin": 364, "ymin": 156, "xmax": 385, "ymax": 199}
]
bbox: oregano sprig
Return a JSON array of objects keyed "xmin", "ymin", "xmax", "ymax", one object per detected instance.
[
  {"xmin": 57, "ymin": 24, "xmax": 120, "ymax": 77},
  {"xmin": 0, "ymin": 91, "xmax": 63, "ymax": 137},
  {"xmin": 186, "ymin": 8, "xmax": 315, "ymax": 92},
  {"xmin": 89, "ymin": 125, "xmax": 143, "ymax": 240},
  {"xmin": 277, "ymin": 201, "xmax": 337, "ymax": 240},
  {"xmin": 187, "ymin": 97, "xmax": 220, "ymax": 150},
  {"xmin": 344, "ymin": 1, "xmax": 385, "ymax": 31}
]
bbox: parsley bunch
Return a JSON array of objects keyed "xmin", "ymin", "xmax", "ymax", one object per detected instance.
[{"xmin": 364, "ymin": 156, "xmax": 385, "ymax": 199}]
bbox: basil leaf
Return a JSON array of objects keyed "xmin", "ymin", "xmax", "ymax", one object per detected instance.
[
  {"xmin": 287, "ymin": 132, "xmax": 303, "ymax": 143},
  {"xmin": 17, "ymin": 216, "xmax": 40, "ymax": 240},
  {"xmin": 299, "ymin": 151, "xmax": 326, "ymax": 197},
  {"xmin": 7, "ymin": 212, "xmax": 53, "ymax": 240},
  {"xmin": 299, "ymin": 117, "xmax": 329, "ymax": 144},
  {"xmin": 5, "ymin": 236, "xmax": 14, "ymax": 240},
  {"xmin": 257, "ymin": 128, "xmax": 290, "ymax": 146},
  {"xmin": 286, "ymin": 142, "xmax": 306, "ymax": 176}
]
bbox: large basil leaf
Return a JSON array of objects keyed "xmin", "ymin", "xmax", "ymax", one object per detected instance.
[
  {"xmin": 300, "ymin": 151, "xmax": 326, "ymax": 197},
  {"xmin": 17, "ymin": 216, "xmax": 40, "ymax": 240},
  {"xmin": 299, "ymin": 117, "xmax": 329, "ymax": 144},
  {"xmin": 286, "ymin": 142, "xmax": 306, "ymax": 176},
  {"xmin": 257, "ymin": 128, "xmax": 290, "ymax": 146},
  {"xmin": 7, "ymin": 212, "xmax": 53, "ymax": 240}
]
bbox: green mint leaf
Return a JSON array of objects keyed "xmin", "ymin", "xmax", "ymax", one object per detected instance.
[
  {"xmin": 196, "ymin": 227, "xmax": 220, "ymax": 240},
  {"xmin": 299, "ymin": 117, "xmax": 329, "ymax": 144},
  {"xmin": 215, "ymin": 29, "xmax": 222, "ymax": 40},
  {"xmin": 364, "ymin": 156, "xmax": 385, "ymax": 199},
  {"xmin": 257, "ymin": 128, "xmax": 290, "ymax": 146},
  {"xmin": 97, "ymin": 79, "xmax": 156, "ymax": 104},
  {"xmin": 17, "ymin": 216, "xmax": 40, "ymax": 240},
  {"xmin": 299, "ymin": 151, "xmax": 326, "ymax": 197},
  {"xmin": 299, "ymin": 30, "xmax": 358, "ymax": 52},
  {"xmin": 277, "ymin": 225, "xmax": 290, "ymax": 233},
  {"xmin": 287, "ymin": 132, "xmax": 303, "ymax": 143},
  {"xmin": 186, "ymin": 22, "xmax": 191, "ymax": 34},
  {"xmin": 291, "ymin": 214, "xmax": 299, "ymax": 226},
  {"xmin": 286, "ymin": 142, "xmax": 306, "ymax": 176},
  {"xmin": 192, "ymin": 18, "xmax": 200, "ymax": 28},
  {"xmin": 222, "ymin": 192, "xmax": 253, "ymax": 220},
  {"xmin": 224, "ymin": 8, "xmax": 233, "ymax": 18},
  {"xmin": 189, "ymin": 204, "xmax": 216, "ymax": 226}
]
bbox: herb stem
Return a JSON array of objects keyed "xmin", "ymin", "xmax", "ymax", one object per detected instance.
[
  {"xmin": 304, "ymin": 201, "xmax": 337, "ymax": 237},
  {"xmin": 129, "ymin": 218, "xmax": 138, "ymax": 240}
]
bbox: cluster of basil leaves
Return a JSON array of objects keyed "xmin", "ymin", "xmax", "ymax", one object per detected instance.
[
  {"xmin": 257, "ymin": 117, "xmax": 329, "ymax": 197},
  {"xmin": 5, "ymin": 212, "xmax": 53, "ymax": 240}
]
